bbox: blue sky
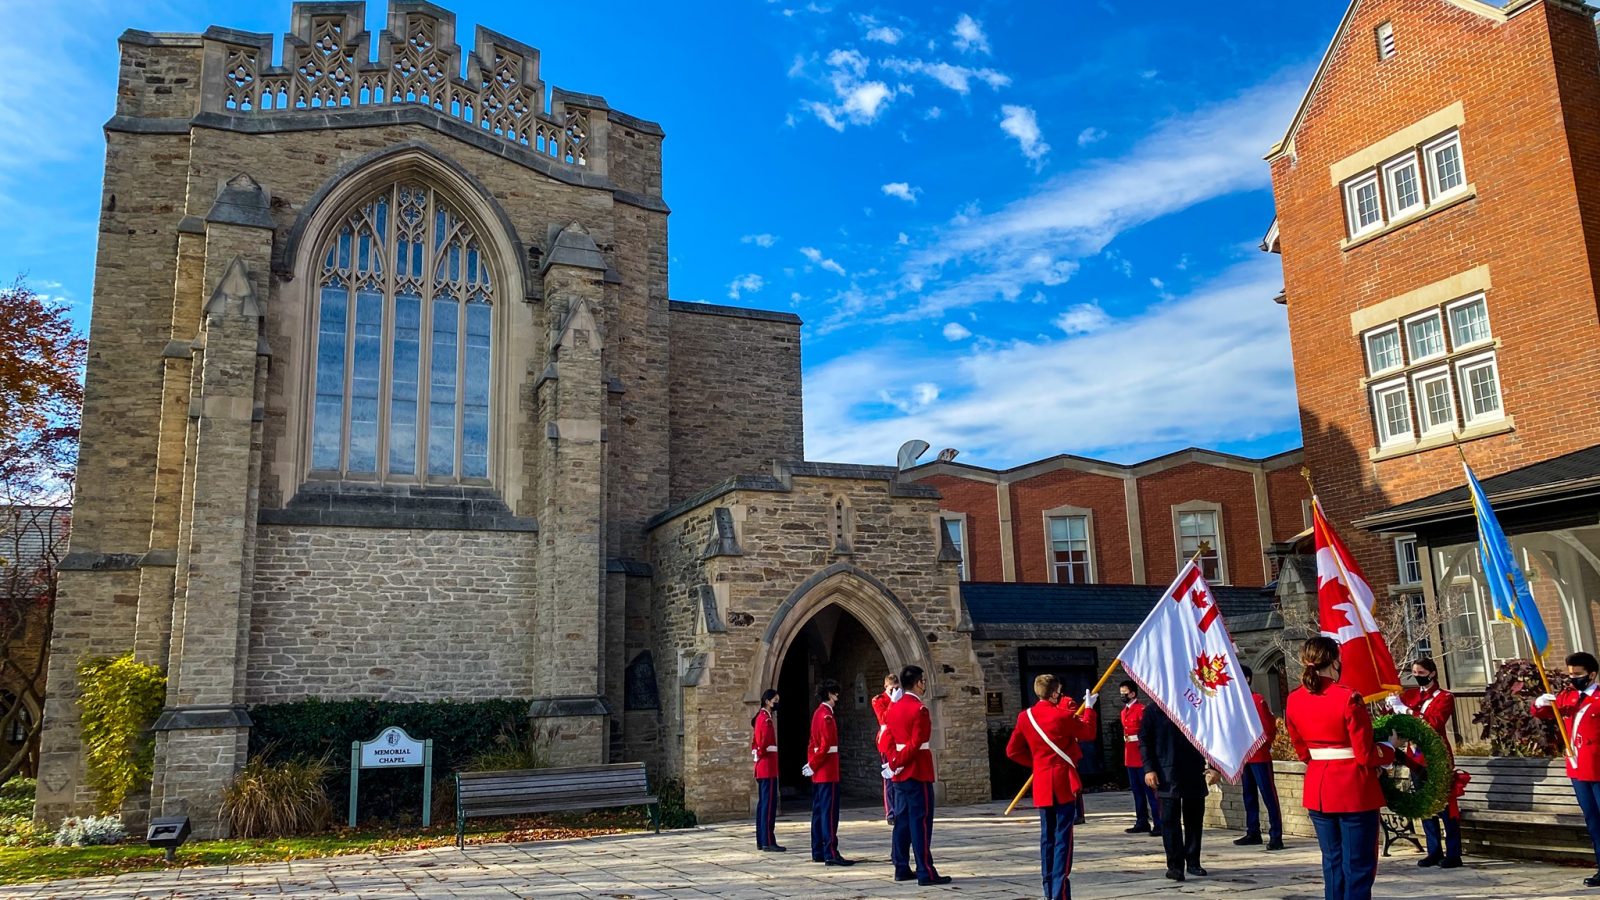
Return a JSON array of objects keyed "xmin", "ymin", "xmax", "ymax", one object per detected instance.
[{"xmin": 0, "ymin": 0, "xmax": 1347, "ymax": 470}]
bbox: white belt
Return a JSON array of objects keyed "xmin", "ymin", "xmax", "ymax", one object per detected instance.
[
  {"xmin": 1309, "ymin": 747, "xmax": 1355, "ymax": 760},
  {"xmin": 895, "ymin": 742, "xmax": 931, "ymax": 751},
  {"xmin": 827, "ymin": 745, "xmax": 838, "ymax": 753},
  {"xmin": 765, "ymin": 745, "xmax": 778, "ymax": 752},
  {"xmin": 1124, "ymin": 735, "xmax": 1140, "ymax": 743}
]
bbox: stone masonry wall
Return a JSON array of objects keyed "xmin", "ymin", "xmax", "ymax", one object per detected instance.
[{"xmin": 247, "ymin": 525, "xmax": 537, "ymax": 702}]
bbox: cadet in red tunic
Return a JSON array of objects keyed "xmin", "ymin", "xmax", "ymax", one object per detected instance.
[
  {"xmin": 750, "ymin": 689, "xmax": 784, "ymax": 852},
  {"xmin": 884, "ymin": 665, "xmax": 951, "ymax": 886},
  {"xmin": 1385, "ymin": 656, "xmax": 1460, "ymax": 868},
  {"xmin": 872, "ymin": 673, "xmax": 900, "ymax": 823},
  {"xmin": 1118, "ymin": 681, "xmax": 1161, "ymax": 837},
  {"xmin": 1532, "ymin": 651, "xmax": 1600, "ymax": 889},
  {"xmin": 805, "ymin": 679, "xmax": 853, "ymax": 866},
  {"xmin": 1285, "ymin": 636, "xmax": 1395, "ymax": 900},
  {"xmin": 1235, "ymin": 666, "xmax": 1284, "ymax": 850},
  {"xmin": 1006, "ymin": 674, "xmax": 1098, "ymax": 900}
]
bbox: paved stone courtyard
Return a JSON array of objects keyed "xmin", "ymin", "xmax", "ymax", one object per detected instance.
[{"xmin": 8, "ymin": 795, "xmax": 1594, "ymax": 899}]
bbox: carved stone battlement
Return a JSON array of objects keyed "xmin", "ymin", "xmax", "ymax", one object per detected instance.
[{"xmin": 180, "ymin": 2, "xmax": 615, "ymax": 166}]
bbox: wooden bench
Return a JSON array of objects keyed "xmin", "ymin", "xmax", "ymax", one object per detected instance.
[
  {"xmin": 1454, "ymin": 757, "xmax": 1591, "ymax": 863},
  {"xmin": 455, "ymin": 762, "xmax": 660, "ymax": 849}
]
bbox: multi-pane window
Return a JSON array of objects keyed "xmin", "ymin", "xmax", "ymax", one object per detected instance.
[
  {"xmin": 1340, "ymin": 129, "xmax": 1467, "ymax": 239},
  {"xmin": 1396, "ymin": 537, "xmax": 1422, "ymax": 585},
  {"xmin": 311, "ymin": 182, "xmax": 494, "ymax": 483},
  {"xmin": 943, "ymin": 516, "xmax": 967, "ymax": 580},
  {"xmin": 1178, "ymin": 510, "xmax": 1222, "ymax": 582},
  {"xmin": 1048, "ymin": 516, "xmax": 1092, "ymax": 584},
  {"xmin": 1359, "ymin": 292, "xmax": 1503, "ymax": 451},
  {"xmin": 1376, "ymin": 21, "xmax": 1396, "ymax": 60}
]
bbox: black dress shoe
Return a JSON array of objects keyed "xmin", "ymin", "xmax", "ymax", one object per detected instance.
[
  {"xmin": 812, "ymin": 856, "xmax": 826, "ymax": 863},
  {"xmin": 762, "ymin": 844, "xmax": 787, "ymax": 852},
  {"xmin": 1150, "ymin": 830, "xmax": 1164, "ymax": 838},
  {"xmin": 1440, "ymin": 857, "xmax": 1463, "ymax": 869},
  {"xmin": 918, "ymin": 875, "xmax": 953, "ymax": 886},
  {"xmin": 1584, "ymin": 872, "xmax": 1600, "ymax": 888},
  {"xmin": 895, "ymin": 869, "xmax": 916, "ymax": 882},
  {"xmin": 825, "ymin": 857, "xmax": 856, "ymax": 867},
  {"xmin": 1266, "ymin": 839, "xmax": 1286, "ymax": 851},
  {"xmin": 1187, "ymin": 865, "xmax": 1208, "ymax": 877},
  {"xmin": 1233, "ymin": 833, "xmax": 1262, "ymax": 846},
  {"xmin": 1418, "ymin": 854, "xmax": 1441, "ymax": 867},
  {"xmin": 1164, "ymin": 869, "xmax": 1185, "ymax": 882},
  {"xmin": 1125, "ymin": 825, "xmax": 1150, "ymax": 834}
]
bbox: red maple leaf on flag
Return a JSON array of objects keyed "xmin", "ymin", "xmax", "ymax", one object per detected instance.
[{"xmin": 1192, "ymin": 651, "xmax": 1232, "ymax": 691}]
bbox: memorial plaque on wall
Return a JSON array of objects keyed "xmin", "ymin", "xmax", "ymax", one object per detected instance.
[{"xmin": 985, "ymin": 691, "xmax": 1004, "ymax": 715}]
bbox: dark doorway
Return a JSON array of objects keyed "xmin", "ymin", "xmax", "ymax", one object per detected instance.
[
  {"xmin": 1015, "ymin": 646, "xmax": 1107, "ymax": 785},
  {"xmin": 770, "ymin": 605, "xmax": 892, "ymax": 803}
]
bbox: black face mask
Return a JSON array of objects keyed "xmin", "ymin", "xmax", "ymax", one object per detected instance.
[
  {"xmin": 1573, "ymin": 676, "xmax": 1593, "ymax": 692},
  {"xmin": 1414, "ymin": 674, "xmax": 1433, "ymax": 686}
]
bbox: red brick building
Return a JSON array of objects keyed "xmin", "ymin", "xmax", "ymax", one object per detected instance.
[
  {"xmin": 910, "ymin": 448, "xmax": 1310, "ymax": 588},
  {"xmin": 1265, "ymin": 0, "xmax": 1600, "ymax": 688}
]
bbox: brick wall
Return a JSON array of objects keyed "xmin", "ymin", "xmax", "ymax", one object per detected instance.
[
  {"xmin": 1136, "ymin": 462, "xmax": 1267, "ymax": 586},
  {"xmin": 917, "ymin": 474, "xmax": 1003, "ymax": 581},
  {"xmin": 1011, "ymin": 469, "xmax": 1132, "ymax": 584}
]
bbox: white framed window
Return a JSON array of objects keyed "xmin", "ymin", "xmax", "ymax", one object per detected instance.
[
  {"xmin": 1047, "ymin": 514, "xmax": 1093, "ymax": 584},
  {"xmin": 1411, "ymin": 367, "xmax": 1456, "ymax": 436},
  {"xmin": 942, "ymin": 515, "xmax": 968, "ymax": 580},
  {"xmin": 1395, "ymin": 536, "xmax": 1422, "ymax": 586},
  {"xmin": 1425, "ymin": 132, "xmax": 1466, "ymax": 199},
  {"xmin": 1345, "ymin": 173, "xmax": 1384, "ymax": 236},
  {"xmin": 1456, "ymin": 353, "xmax": 1504, "ymax": 424},
  {"xmin": 1371, "ymin": 379, "xmax": 1414, "ymax": 446},
  {"xmin": 1404, "ymin": 310, "xmax": 1445, "ymax": 362},
  {"xmin": 1447, "ymin": 294, "xmax": 1492, "ymax": 349},
  {"xmin": 1175, "ymin": 507, "xmax": 1225, "ymax": 583},
  {"xmin": 1364, "ymin": 325, "xmax": 1403, "ymax": 375},
  {"xmin": 1384, "ymin": 154, "xmax": 1423, "ymax": 217},
  {"xmin": 1376, "ymin": 21, "xmax": 1397, "ymax": 60}
]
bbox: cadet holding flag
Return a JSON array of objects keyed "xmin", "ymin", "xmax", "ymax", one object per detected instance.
[{"xmin": 1006, "ymin": 674, "xmax": 1098, "ymax": 900}]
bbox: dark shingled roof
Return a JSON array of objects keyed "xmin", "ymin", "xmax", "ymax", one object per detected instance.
[
  {"xmin": 962, "ymin": 581, "xmax": 1275, "ymax": 626},
  {"xmin": 1357, "ymin": 442, "xmax": 1600, "ymax": 531}
]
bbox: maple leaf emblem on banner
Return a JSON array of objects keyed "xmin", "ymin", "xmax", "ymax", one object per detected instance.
[{"xmin": 1188, "ymin": 651, "xmax": 1231, "ymax": 696}]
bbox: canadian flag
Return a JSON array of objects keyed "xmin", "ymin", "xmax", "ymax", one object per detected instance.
[
  {"xmin": 1312, "ymin": 497, "xmax": 1401, "ymax": 701},
  {"xmin": 1117, "ymin": 560, "xmax": 1265, "ymax": 781}
]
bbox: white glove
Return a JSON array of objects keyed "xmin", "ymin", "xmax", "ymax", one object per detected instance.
[
  {"xmin": 801, "ymin": 764, "xmax": 814, "ymax": 777},
  {"xmin": 1536, "ymin": 693, "xmax": 1557, "ymax": 708},
  {"xmin": 752, "ymin": 749, "xmax": 760, "ymax": 763},
  {"xmin": 1082, "ymin": 690, "xmax": 1099, "ymax": 708},
  {"xmin": 881, "ymin": 763, "xmax": 895, "ymax": 780},
  {"xmin": 889, "ymin": 688, "xmax": 904, "ymax": 702},
  {"xmin": 1385, "ymin": 694, "xmax": 1408, "ymax": 714}
]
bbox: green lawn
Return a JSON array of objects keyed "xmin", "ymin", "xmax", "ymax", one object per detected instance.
[{"xmin": 0, "ymin": 811, "xmax": 649, "ymax": 885}]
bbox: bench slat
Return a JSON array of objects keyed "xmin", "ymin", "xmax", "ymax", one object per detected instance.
[
  {"xmin": 461, "ymin": 778, "xmax": 647, "ymax": 795},
  {"xmin": 462, "ymin": 796, "xmax": 658, "ymax": 819},
  {"xmin": 455, "ymin": 762, "xmax": 660, "ymax": 846}
]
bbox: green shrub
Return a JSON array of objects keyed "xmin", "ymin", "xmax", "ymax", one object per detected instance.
[
  {"xmin": 656, "ymin": 777, "xmax": 696, "ymax": 829},
  {"xmin": 0, "ymin": 777, "xmax": 35, "ymax": 818},
  {"xmin": 53, "ymin": 815, "xmax": 126, "ymax": 847},
  {"xmin": 221, "ymin": 752, "xmax": 334, "ymax": 837},
  {"xmin": 77, "ymin": 654, "xmax": 166, "ymax": 814},
  {"xmin": 464, "ymin": 725, "xmax": 550, "ymax": 772},
  {"xmin": 0, "ymin": 813, "xmax": 48, "ymax": 847}
]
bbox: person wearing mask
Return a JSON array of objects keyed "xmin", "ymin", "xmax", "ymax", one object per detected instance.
[
  {"xmin": 1140, "ymin": 701, "xmax": 1211, "ymax": 881},
  {"xmin": 1386, "ymin": 657, "xmax": 1460, "ymax": 868},
  {"xmin": 1235, "ymin": 665, "xmax": 1284, "ymax": 851},
  {"xmin": 804, "ymin": 679, "xmax": 853, "ymax": 866},
  {"xmin": 750, "ymin": 689, "xmax": 784, "ymax": 852},
  {"xmin": 1285, "ymin": 636, "xmax": 1396, "ymax": 900},
  {"xmin": 1006, "ymin": 673, "xmax": 1098, "ymax": 900},
  {"xmin": 872, "ymin": 673, "xmax": 901, "ymax": 824},
  {"xmin": 1532, "ymin": 651, "xmax": 1600, "ymax": 889},
  {"xmin": 1118, "ymin": 681, "xmax": 1161, "ymax": 837},
  {"xmin": 884, "ymin": 665, "xmax": 951, "ymax": 886}
]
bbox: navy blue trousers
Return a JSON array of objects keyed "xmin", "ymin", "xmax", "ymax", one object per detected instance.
[
  {"xmin": 1308, "ymin": 808, "xmax": 1379, "ymax": 900},
  {"xmin": 755, "ymin": 777, "xmax": 778, "ymax": 848},
  {"xmin": 891, "ymin": 779, "xmax": 940, "ymax": 881},
  {"xmin": 1572, "ymin": 779, "xmax": 1600, "ymax": 869},
  {"xmin": 810, "ymin": 781, "xmax": 840, "ymax": 861},
  {"xmin": 1242, "ymin": 761, "xmax": 1283, "ymax": 842},
  {"xmin": 1038, "ymin": 801, "xmax": 1077, "ymax": 900},
  {"xmin": 1126, "ymin": 765, "xmax": 1158, "ymax": 829}
]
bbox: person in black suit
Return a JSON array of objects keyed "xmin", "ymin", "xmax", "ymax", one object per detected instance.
[{"xmin": 1139, "ymin": 703, "xmax": 1211, "ymax": 881}]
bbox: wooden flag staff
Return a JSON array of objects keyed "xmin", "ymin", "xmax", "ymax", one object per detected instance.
[{"xmin": 1002, "ymin": 545, "xmax": 1210, "ymax": 817}]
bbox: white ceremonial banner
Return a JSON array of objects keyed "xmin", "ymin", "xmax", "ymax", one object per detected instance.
[{"xmin": 1116, "ymin": 560, "xmax": 1265, "ymax": 781}]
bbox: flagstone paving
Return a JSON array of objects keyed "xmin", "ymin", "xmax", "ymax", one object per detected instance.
[{"xmin": 7, "ymin": 793, "xmax": 1595, "ymax": 899}]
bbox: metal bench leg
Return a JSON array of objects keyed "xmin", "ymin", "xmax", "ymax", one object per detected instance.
[{"xmin": 652, "ymin": 802, "xmax": 661, "ymax": 834}]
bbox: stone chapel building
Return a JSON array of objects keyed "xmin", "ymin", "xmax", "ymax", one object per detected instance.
[{"xmin": 37, "ymin": 2, "xmax": 992, "ymax": 835}]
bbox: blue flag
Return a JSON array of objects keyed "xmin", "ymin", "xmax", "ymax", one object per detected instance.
[{"xmin": 1463, "ymin": 461, "xmax": 1549, "ymax": 658}]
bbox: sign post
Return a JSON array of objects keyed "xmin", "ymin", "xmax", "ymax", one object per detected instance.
[{"xmin": 349, "ymin": 726, "xmax": 433, "ymax": 828}]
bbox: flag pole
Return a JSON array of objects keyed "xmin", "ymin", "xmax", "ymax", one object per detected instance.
[
  {"xmin": 1003, "ymin": 545, "xmax": 1210, "ymax": 816},
  {"xmin": 1302, "ymin": 468, "xmax": 1393, "ymax": 701}
]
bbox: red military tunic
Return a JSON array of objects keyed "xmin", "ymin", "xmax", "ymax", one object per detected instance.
[
  {"xmin": 1285, "ymin": 677, "xmax": 1395, "ymax": 813},
  {"xmin": 885, "ymin": 691, "xmax": 936, "ymax": 783},
  {"xmin": 1247, "ymin": 692, "xmax": 1277, "ymax": 765},
  {"xmin": 751, "ymin": 708, "xmax": 779, "ymax": 779},
  {"xmin": 807, "ymin": 701, "xmax": 841, "ymax": 783},
  {"xmin": 1120, "ymin": 700, "xmax": 1146, "ymax": 768},
  {"xmin": 872, "ymin": 692, "xmax": 894, "ymax": 757},
  {"xmin": 1533, "ymin": 686, "xmax": 1600, "ymax": 781},
  {"xmin": 1398, "ymin": 686, "xmax": 1456, "ymax": 751},
  {"xmin": 1006, "ymin": 699, "xmax": 1095, "ymax": 807}
]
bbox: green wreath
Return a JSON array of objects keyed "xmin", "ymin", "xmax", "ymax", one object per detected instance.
[{"xmin": 1373, "ymin": 713, "xmax": 1453, "ymax": 820}]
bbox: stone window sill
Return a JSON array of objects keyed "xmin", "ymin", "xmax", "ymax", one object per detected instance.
[
  {"xmin": 1367, "ymin": 415, "xmax": 1514, "ymax": 463},
  {"xmin": 1341, "ymin": 186, "xmax": 1476, "ymax": 252}
]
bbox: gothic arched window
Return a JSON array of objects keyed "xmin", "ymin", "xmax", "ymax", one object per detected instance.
[{"xmin": 309, "ymin": 182, "xmax": 494, "ymax": 483}]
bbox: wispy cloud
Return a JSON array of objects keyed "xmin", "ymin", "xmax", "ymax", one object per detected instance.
[
  {"xmin": 1077, "ymin": 126, "xmax": 1107, "ymax": 147},
  {"xmin": 881, "ymin": 182, "xmax": 920, "ymax": 203},
  {"xmin": 741, "ymin": 233, "xmax": 778, "ymax": 248},
  {"xmin": 881, "ymin": 59, "xmax": 1010, "ymax": 95},
  {"xmin": 999, "ymin": 105, "xmax": 1050, "ymax": 167},
  {"xmin": 803, "ymin": 49, "xmax": 898, "ymax": 130},
  {"xmin": 866, "ymin": 25, "xmax": 902, "ymax": 44},
  {"xmin": 952, "ymin": 13, "xmax": 991, "ymax": 54},
  {"xmin": 942, "ymin": 321, "xmax": 973, "ymax": 341},
  {"xmin": 728, "ymin": 273, "xmax": 765, "ymax": 300},
  {"xmin": 1054, "ymin": 303, "xmax": 1110, "ymax": 335},
  {"xmin": 800, "ymin": 246, "xmax": 848, "ymax": 276}
]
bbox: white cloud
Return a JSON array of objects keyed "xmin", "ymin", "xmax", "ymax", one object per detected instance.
[
  {"xmin": 925, "ymin": 106, "xmax": 944, "ymax": 120},
  {"xmin": 897, "ymin": 232, "xmax": 910, "ymax": 245},
  {"xmin": 881, "ymin": 182, "xmax": 920, "ymax": 203},
  {"xmin": 1000, "ymin": 105, "xmax": 1050, "ymax": 166},
  {"xmin": 878, "ymin": 382, "xmax": 941, "ymax": 414},
  {"xmin": 741, "ymin": 233, "xmax": 778, "ymax": 248},
  {"xmin": 881, "ymin": 59, "xmax": 1010, "ymax": 95},
  {"xmin": 1150, "ymin": 277, "xmax": 1165, "ymax": 290},
  {"xmin": 1054, "ymin": 303, "xmax": 1110, "ymax": 335},
  {"xmin": 803, "ymin": 260, "xmax": 1297, "ymax": 466},
  {"xmin": 942, "ymin": 322, "xmax": 973, "ymax": 341},
  {"xmin": 866, "ymin": 26, "xmax": 903, "ymax": 44},
  {"xmin": 728, "ymin": 273, "xmax": 765, "ymax": 300},
  {"xmin": 1077, "ymin": 126, "xmax": 1107, "ymax": 147},
  {"xmin": 803, "ymin": 48, "xmax": 898, "ymax": 130},
  {"xmin": 800, "ymin": 246, "xmax": 848, "ymax": 276},
  {"xmin": 952, "ymin": 13, "xmax": 990, "ymax": 54}
]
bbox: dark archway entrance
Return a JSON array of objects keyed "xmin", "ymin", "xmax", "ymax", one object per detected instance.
[{"xmin": 773, "ymin": 605, "xmax": 891, "ymax": 803}]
